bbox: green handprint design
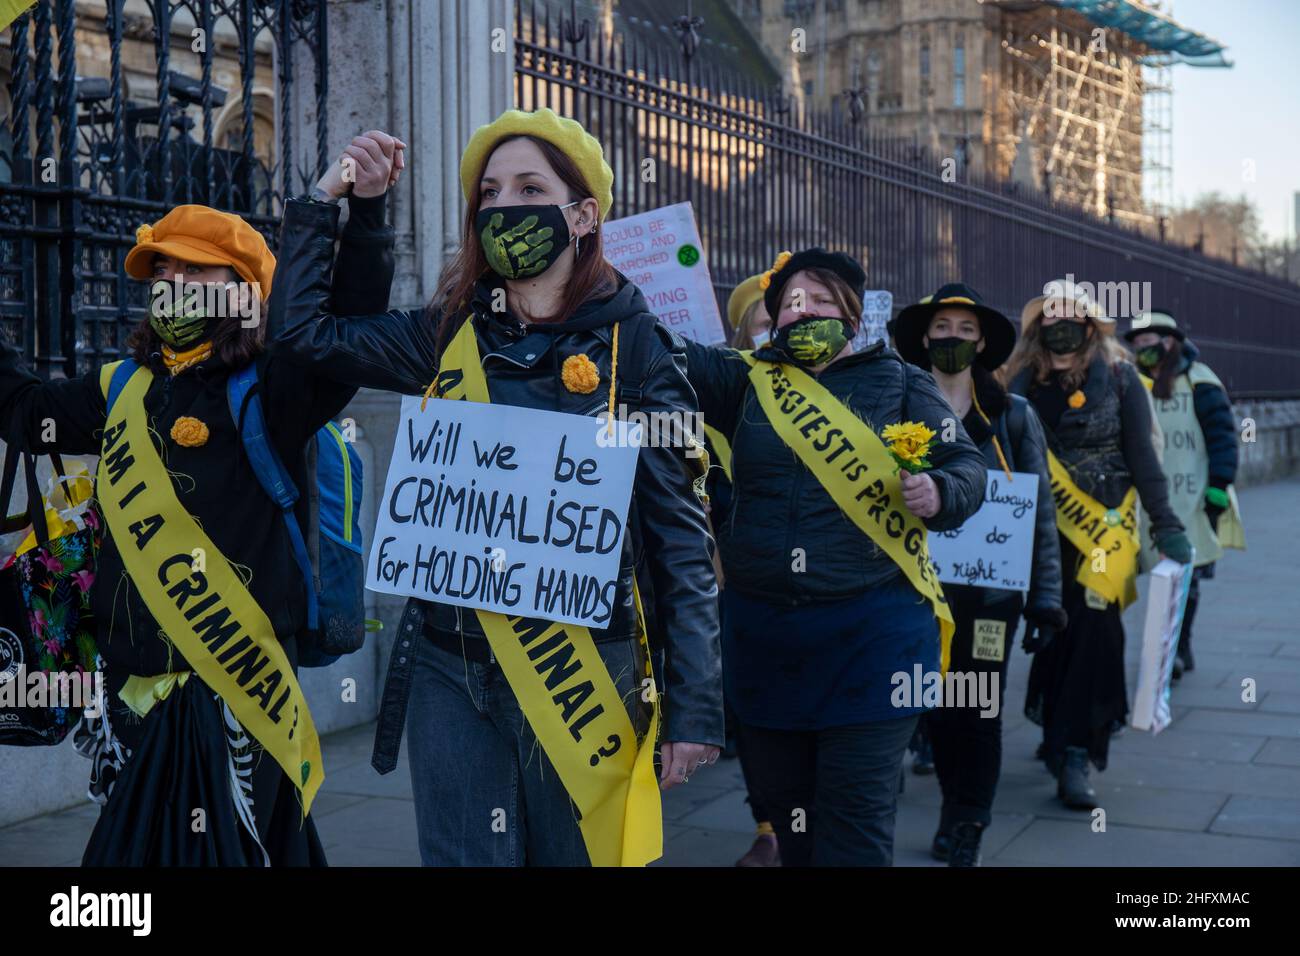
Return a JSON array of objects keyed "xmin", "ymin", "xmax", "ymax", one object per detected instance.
[
  {"xmin": 480, "ymin": 212, "xmax": 557, "ymax": 279},
  {"xmin": 786, "ymin": 318, "xmax": 848, "ymax": 363}
]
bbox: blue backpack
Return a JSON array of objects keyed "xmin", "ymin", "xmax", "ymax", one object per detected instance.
[{"xmin": 106, "ymin": 360, "xmax": 367, "ymax": 668}]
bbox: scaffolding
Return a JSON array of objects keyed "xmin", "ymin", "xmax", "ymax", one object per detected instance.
[
  {"xmin": 989, "ymin": 0, "xmax": 1227, "ymax": 232},
  {"xmin": 995, "ymin": 3, "xmax": 1151, "ymax": 228},
  {"xmin": 1143, "ymin": 50, "xmax": 1173, "ymax": 223}
]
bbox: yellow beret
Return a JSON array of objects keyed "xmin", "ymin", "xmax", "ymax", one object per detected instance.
[
  {"xmin": 727, "ymin": 273, "xmax": 767, "ymax": 329},
  {"xmin": 459, "ymin": 108, "xmax": 614, "ymax": 220},
  {"xmin": 124, "ymin": 204, "xmax": 275, "ymax": 297}
]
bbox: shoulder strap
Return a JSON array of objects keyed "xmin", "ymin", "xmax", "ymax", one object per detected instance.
[
  {"xmin": 1002, "ymin": 394, "xmax": 1026, "ymax": 472},
  {"xmin": 103, "ymin": 358, "xmax": 140, "ymax": 413},
  {"xmin": 225, "ymin": 362, "xmax": 320, "ymax": 630},
  {"xmin": 614, "ymin": 316, "xmax": 659, "ymax": 407},
  {"xmin": 899, "ymin": 356, "xmax": 912, "ymax": 421}
]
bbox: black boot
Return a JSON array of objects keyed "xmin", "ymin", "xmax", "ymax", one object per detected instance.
[
  {"xmin": 948, "ymin": 822, "xmax": 984, "ymax": 867},
  {"xmin": 1057, "ymin": 746, "xmax": 1097, "ymax": 810},
  {"xmin": 930, "ymin": 827, "xmax": 953, "ymax": 862},
  {"xmin": 1177, "ymin": 587, "xmax": 1198, "ymax": 672}
]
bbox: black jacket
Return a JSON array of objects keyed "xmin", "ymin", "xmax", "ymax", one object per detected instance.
[
  {"xmin": 269, "ymin": 199, "xmax": 724, "ymax": 746},
  {"xmin": 1008, "ymin": 355, "xmax": 1183, "ymax": 538},
  {"xmin": 684, "ymin": 340, "xmax": 987, "ymax": 604},
  {"xmin": 957, "ymin": 374, "xmax": 1064, "ymax": 619},
  {"xmin": 0, "ymin": 193, "xmax": 395, "ymax": 677}
]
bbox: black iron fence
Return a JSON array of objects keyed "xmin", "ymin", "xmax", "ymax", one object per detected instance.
[
  {"xmin": 1, "ymin": 0, "xmax": 328, "ymax": 378},
  {"xmin": 515, "ymin": 2, "xmax": 1300, "ymax": 399}
]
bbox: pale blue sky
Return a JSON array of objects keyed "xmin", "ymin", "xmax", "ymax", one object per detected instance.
[{"xmin": 1168, "ymin": 0, "xmax": 1300, "ymax": 240}]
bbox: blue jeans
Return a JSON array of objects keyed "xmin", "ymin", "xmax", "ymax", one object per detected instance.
[{"xmin": 405, "ymin": 632, "xmax": 649, "ymax": 866}]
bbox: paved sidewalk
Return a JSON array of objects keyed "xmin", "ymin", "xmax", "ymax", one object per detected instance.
[{"xmin": 3, "ymin": 480, "xmax": 1298, "ymax": 866}]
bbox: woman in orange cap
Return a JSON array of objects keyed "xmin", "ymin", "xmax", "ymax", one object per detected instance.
[{"xmin": 0, "ymin": 131, "xmax": 402, "ymax": 865}]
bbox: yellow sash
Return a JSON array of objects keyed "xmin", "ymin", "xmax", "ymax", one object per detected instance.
[
  {"xmin": 96, "ymin": 362, "xmax": 323, "ymax": 815},
  {"xmin": 1045, "ymin": 450, "xmax": 1139, "ymax": 609},
  {"xmin": 741, "ymin": 357, "xmax": 955, "ymax": 671},
  {"xmin": 434, "ymin": 318, "xmax": 662, "ymax": 867}
]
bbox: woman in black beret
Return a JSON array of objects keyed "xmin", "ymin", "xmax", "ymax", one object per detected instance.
[{"xmin": 683, "ymin": 249, "xmax": 987, "ymax": 866}]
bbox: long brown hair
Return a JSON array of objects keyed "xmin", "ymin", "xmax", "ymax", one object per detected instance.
[
  {"xmin": 128, "ymin": 268, "xmax": 266, "ymax": 370},
  {"xmin": 431, "ymin": 134, "xmax": 618, "ymax": 355},
  {"xmin": 1149, "ymin": 337, "xmax": 1184, "ymax": 400},
  {"xmin": 1002, "ymin": 313, "xmax": 1130, "ymax": 392}
]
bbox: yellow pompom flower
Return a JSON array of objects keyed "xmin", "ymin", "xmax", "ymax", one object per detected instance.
[
  {"xmin": 758, "ymin": 250, "xmax": 793, "ymax": 291},
  {"xmin": 135, "ymin": 222, "xmax": 155, "ymax": 244},
  {"xmin": 561, "ymin": 353, "xmax": 601, "ymax": 394},
  {"xmin": 1068, "ymin": 389, "xmax": 1086, "ymax": 409},
  {"xmin": 170, "ymin": 416, "xmax": 210, "ymax": 448},
  {"xmin": 881, "ymin": 421, "xmax": 937, "ymax": 472}
]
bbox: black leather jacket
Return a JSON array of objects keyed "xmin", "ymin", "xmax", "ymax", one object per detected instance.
[
  {"xmin": 270, "ymin": 199, "xmax": 723, "ymax": 747},
  {"xmin": 684, "ymin": 339, "xmax": 988, "ymax": 604}
]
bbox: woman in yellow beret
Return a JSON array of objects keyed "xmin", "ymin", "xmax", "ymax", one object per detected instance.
[
  {"xmin": 273, "ymin": 108, "xmax": 725, "ymax": 866},
  {"xmin": 0, "ymin": 132, "xmax": 402, "ymax": 865}
]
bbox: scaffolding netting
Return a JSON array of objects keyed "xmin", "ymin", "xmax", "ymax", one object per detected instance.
[{"xmin": 1054, "ymin": 0, "xmax": 1229, "ymax": 66}]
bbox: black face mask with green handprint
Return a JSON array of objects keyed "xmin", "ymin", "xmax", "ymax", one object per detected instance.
[
  {"xmin": 770, "ymin": 316, "xmax": 855, "ymax": 369},
  {"xmin": 476, "ymin": 202, "xmax": 576, "ymax": 280}
]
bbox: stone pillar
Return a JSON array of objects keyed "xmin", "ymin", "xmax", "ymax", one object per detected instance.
[{"xmin": 291, "ymin": 0, "xmax": 515, "ymax": 731}]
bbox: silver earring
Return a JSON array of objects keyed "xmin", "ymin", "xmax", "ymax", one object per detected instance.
[{"xmin": 575, "ymin": 232, "xmax": 581, "ymax": 257}]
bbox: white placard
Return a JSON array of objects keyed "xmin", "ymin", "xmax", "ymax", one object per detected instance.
[
  {"xmin": 1131, "ymin": 557, "xmax": 1193, "ymax": 734},
  {"xmin": 928, "ymin": 470, "xmax": 1040, "ymax": 590},
  {"xmin": 852, "ymin": 290, "xmax": 893, "ymax": 351},
  {"xmin": 367, "ymin": 397, "xmax": 642, "ymax": 629},
  {"xmin": 601, "ymin": 202, "xmax": 726, "ymax": 345}
]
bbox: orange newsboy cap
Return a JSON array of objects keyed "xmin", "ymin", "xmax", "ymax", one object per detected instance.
[{"xmin": 124, "ymin": 204, "xmax": 276, "ymax": 297}]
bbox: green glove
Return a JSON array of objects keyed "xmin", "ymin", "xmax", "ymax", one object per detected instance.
[{"xmin": 1155, "ymin": 530, "xmax": 1194, "ymax": 565}]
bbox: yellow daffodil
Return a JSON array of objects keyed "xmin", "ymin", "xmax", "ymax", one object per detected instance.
[{"xmin": 881, "ymin": 421, "xmax": 936, "ymax": 472}]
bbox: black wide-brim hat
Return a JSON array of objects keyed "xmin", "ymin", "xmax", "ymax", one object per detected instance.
[
  {"xmin": 762, "ymin": 247, "xmax": 867, "ymax": 321},
  {"xmin": 894, "ymin": 282, "xmax": 1016, "ymax": 371}
]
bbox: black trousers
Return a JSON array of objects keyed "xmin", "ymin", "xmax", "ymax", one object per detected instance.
[
  {"xmin": 736, "ymin": 714, "xmax": 918, "ymax": 867},
  {"xmin": 925, "ymin": 589, "xmax": 1019, "ymax": 829}
]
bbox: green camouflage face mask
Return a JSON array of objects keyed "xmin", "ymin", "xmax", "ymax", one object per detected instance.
[
  {"xmin": 149, "ymin": 288, "xmax": 211, "ymax": 348},
  {"xmin": 772, "ymin": 316, "xmax": 854, "ymax": 367}
]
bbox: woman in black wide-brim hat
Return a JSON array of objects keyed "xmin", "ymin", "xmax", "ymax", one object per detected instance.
[
  {"xmin": 894, "ymin": 283, "xmax": 1065, "ymax": 866},
  {"xmin": 682, "ymin": 250, "xmax": 988, "ymax": 866}
]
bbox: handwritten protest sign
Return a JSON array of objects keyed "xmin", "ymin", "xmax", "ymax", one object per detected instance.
[
  {"xmin": 851, "ymin": 290, "xmax": 894, "ymax": 351},
  {"xmin": 928, "ymin": 471, "xmax": 1040, "ymax": 590},
  {"xmin": 367, "ymin": 397, "xmax": 642, "ymax": 628},
  {"xmin": 602, "ymin": 202, "xmax": 726, "ymax": 345}
]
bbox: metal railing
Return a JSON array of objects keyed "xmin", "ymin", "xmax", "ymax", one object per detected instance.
[
  {"xmin": 1, "ymin": 0, "xmax": 329, "ymax": 378},
  {"xmin": 515, "ymin": 1, "xmax": 1300, "ymax": 399}
]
